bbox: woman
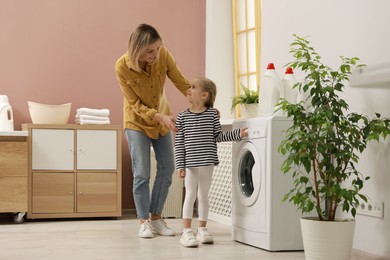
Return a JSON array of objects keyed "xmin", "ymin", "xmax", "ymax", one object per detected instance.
[{"xmin": 115, "ymin": 23, "xmax": 190, "ymax": 238}]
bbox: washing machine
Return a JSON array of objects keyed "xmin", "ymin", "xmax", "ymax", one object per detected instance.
[{"xmin": 232, "ymin": 115, "xmax": 303, "ymax": 251}]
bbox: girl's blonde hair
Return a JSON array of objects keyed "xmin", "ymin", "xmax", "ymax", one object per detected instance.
[
  {"xmin": 196, "ymin": 77, "xmax": 217, "ymax": 108},
  {"xmin": 127, "ymin": 23, "xmax": 162, "ymax": 72}
]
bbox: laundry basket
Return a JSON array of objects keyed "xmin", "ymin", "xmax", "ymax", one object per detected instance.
[
  {"xmin": 28, "ymin": 101, "xmax": 71, "ymax": 124},
  {"xmin": 149, "ymin": 147, "xmax": 183, "ymax": 218}
]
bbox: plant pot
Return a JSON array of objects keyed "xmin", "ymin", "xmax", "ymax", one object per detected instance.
[
  {"xmin": 240, "ymin": 103, "xmax": 259, "ymax": 118},
  {"xmin": 300, "ymin": 217, "xmax": 355, "ymax": 260}
]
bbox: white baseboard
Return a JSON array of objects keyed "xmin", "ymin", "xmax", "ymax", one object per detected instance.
[
  {"xmin": 352, "ymin": 249, "xmax": 388, "ymax": 260},
  {"xmin": 208, "ymin": 212, "xmax": 232, "ymax": 226}
]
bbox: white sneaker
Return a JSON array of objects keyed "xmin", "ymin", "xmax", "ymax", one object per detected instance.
[
  {"xmin": 180, "ymin": 228, "xmax": 199, "ymax": 247},
  {"xmin": 139, "ymin": 221, "xmax": 154, "ymax": 238},
  {"xmin": 196, "ymin": 227, "xmax": 214, "ymax": 244},
  {"xmin": 150, "ymin": 218, "xmax": 175, "ymax": 236}
]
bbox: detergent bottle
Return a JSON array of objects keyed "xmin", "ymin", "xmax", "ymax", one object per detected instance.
[
  {"xmin": 258, "ymin": 63, "xmax": 283, "ymax": 115},
  {"xmin": 282, "ymin": 67, "xmax": 298, "ymax": 104},
  {"xmin": 0, "ymin": 95, "xmax": 14, "ymax": 131}
]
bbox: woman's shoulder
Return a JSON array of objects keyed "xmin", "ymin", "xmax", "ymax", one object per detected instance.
[
  {"xmin": 114, "ymin": 53, "xmax": 129, "ymax": 71},
  {"xmin": 158, "ymin": 46, "xmax": 170, "ymax": 60},
  {"xmin": 160, "ymin": 46, "xmax": 169, "ymax": 55}
]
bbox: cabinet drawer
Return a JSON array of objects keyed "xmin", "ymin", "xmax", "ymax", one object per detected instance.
[
  {"xmin": 77, "ymin": 130, "xmax": 117, "ymax": 170},
  {"xmin": 32, "ymin": 129, "xmax": 74, "ymax": 170}
]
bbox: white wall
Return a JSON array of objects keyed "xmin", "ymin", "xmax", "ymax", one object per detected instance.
[
  {"xmin": 206, "ymin": 0, "xmax": 235, "ymax": 121},
  {"xmin": 206, "ymin": 0, "xmax": 390, "ymax": 257},
  {"xmin": 263, "ymin": 1, "xmax": 390, "ymax": 257}
]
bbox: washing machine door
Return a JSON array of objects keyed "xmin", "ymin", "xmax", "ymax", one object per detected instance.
[{"xmin": 234, "ymin": 140, "xmax": 262, "ymax": 207}]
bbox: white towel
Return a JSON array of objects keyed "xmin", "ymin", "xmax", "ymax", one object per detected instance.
[
  {"xmin": 75, "ymin": 114, "xmax": 110, "ymax": 121},
  {"xmin": 75, "ymin": 118, "xmax": 111, "ymax": 125},
  {"xmin": 76, "ymin": 107, "xmax": 110, "ymax": 117}
]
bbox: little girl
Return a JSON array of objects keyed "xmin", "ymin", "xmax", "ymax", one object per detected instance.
[{"xmin": 175, "ymin": 77, "xmax": 248, "ymax": 247}]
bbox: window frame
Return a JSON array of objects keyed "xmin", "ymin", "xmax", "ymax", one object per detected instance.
[{"xmin": 232, "ymin": 0, "xmax": 261, "ymax": 117}]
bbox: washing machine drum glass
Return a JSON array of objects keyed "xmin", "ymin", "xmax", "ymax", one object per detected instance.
[{"xmin": 239, "ymin": 151, "xmax": 255, "ymax": 197}]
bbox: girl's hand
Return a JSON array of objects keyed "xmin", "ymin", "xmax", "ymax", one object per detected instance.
[
  {"xmin": 177, "ymin": 169, "xmax": 185, "ymax": 178},
  {"xmin": 240, "ymin": 128, "xmax": 248, "ymax": 138}
]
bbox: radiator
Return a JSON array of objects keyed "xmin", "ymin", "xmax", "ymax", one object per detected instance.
[
  {"xmin": 208, "ymin": 142, "xmax": 233, "ymax": 225},
  {"xmin": 150, "ymin": 148, "xmax": 183, "ymax": 218}
]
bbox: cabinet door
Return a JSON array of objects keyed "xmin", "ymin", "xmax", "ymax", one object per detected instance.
[
  {"xmin": 76, "ymin": 130, "xmax": 117, "ymax": 170},
  {"xmin": 32, "ymin": 172, "xmax": 74, "ymax": 213},
  {"xmin": 76, "ymin": 172, "xmax": 117, "ymax": 213},
  {"xmin": 32, "ymin": 129, "xmax": 74, "ymax": 170},
  {"xmin": 0, "ymin": 141, "xmax": 28, "ymax": 212},
  {"xmin": 0, "ymin": 177, "xmax": 27, "ymax": 212},
  {"xmin": 0, "ymin": 141, "xmax": 27, "ymax": 177}
]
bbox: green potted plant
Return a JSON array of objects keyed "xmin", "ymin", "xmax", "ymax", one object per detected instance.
[
  {"xmin": 231, "ymin": 83, "xmax": 259, "ymax": 118},
  {"xmin": 277, "ymin": 34, "xmax": 390, "ymax": 259}
]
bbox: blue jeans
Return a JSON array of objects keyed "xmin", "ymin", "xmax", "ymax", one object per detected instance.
[{"xmin": 125, "ymin": 129, "xmax": 175, "ymax": 220}]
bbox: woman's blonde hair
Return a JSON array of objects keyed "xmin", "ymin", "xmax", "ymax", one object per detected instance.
[
  {"xmin": 127, "ymin": 23, "xmax": 162, "ymax": 72},
  {"xmin": 196, "ymin": 77, "xmax": 217, "ymax": 108}
]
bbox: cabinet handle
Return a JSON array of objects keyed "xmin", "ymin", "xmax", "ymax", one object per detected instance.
[{"xmin": 69, "ymin": 192, "xmax": 73, "ymax": 195}]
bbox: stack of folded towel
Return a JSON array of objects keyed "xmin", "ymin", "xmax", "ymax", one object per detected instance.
[{"xmin": 75, "ymin": 107, "xmax": 110, "ymax": 125}]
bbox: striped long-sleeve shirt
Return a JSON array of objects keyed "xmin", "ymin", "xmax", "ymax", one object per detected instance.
[{"xmin": 175, "ymin": 107, "xmax": 242, "ymax": 170}]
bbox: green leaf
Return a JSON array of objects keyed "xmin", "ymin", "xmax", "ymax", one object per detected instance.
[{"xmin": 277, "ymin": 33, "xmax": 390, "ymax": 221}]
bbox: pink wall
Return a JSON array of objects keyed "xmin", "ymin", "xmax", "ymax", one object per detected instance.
[{"xmin": 0, "ymin": 0, "xmax": 206, "ymax": 209}]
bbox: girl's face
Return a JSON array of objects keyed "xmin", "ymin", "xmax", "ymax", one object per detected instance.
[
  {"xmin": 140, "ymin": 40, "xmax": 161, "ymax": 64},
  {"xmin": 187, "ymin": 80, "xmax": 207, "ymax": 104}
]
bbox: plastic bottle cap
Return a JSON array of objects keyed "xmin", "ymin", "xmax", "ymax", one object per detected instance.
[
  {"xmin": 285, "ymin": 68, "xmax": 294, "ymax": 74},
  {"xmin": 267, "ymin": 63, "xmax": 275, "ymax": 70}
]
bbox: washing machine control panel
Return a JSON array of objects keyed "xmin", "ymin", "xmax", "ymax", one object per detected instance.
[{"xmin": 247, "ymin": 126, "xmax": 266, "ymax": 139}]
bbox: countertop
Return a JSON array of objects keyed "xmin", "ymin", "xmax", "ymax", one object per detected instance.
[{"xmin": 0, "ymin": 131, "xmax": 28, "ymax": 137}]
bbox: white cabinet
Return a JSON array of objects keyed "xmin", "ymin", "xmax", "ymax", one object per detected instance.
[
  {"xmin": 76, "ymin": 130, "xmax": 117, "ymax": 170},
  {"xmin": 23, "ymin": 124, "xmax": 122, "ymax": 219},
  {"xmin": 32, "ymin": 129, "xmax": 74, "ymax": 170}
]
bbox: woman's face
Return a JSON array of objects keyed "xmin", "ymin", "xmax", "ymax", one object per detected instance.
[{"xmin": 140, "ymin": 40, "xmax": 161, "ymax": 64}]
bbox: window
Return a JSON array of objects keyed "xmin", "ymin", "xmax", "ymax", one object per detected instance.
[{"xmin": 232, "ymin": 0, "xmax": 261, "ymax": 117}]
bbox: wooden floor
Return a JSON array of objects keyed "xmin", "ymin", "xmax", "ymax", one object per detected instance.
[
  {"xmin": 0, "ymin": 212, "xmax": 383, "ymax": 260},
  {"xmin": 0, "ymin": 212, "xmax": 306, "ymax": 260}
]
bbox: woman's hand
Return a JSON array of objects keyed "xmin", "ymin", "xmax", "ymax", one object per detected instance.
[
  {"xmin": 161, "ymin": 114, "xmax": 178, "ymax": 132},
  {"xmin": 153, "ymin": 113, "xmax": 178, "ymax": 132},
  {"xmin": 215, "ymin": 108, "xmax": 221, "ymax": 119}
]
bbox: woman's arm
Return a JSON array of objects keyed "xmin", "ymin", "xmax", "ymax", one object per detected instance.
[{"xmin": 164, "ymin": 48, "xmax": 191, "ymax": 96}]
